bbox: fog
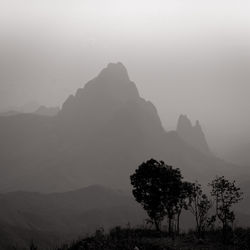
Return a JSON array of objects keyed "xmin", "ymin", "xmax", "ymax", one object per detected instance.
[{"xmin": 0, "ymin": 0, "xmax": 250, "ymax": 155}]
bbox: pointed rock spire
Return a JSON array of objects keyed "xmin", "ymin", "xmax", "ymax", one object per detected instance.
[
  {"xmin": 177, "ymin": 114, "xmax": 193, "ymax": 134},
  {"xmin": 176, "ymin": 115, "xmax": 212, "ymax": 155}
]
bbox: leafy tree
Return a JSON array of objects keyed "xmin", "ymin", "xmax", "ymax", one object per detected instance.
[
  {"xmin": 175, "ymin": 181, "xmax": 193, "ymax": 235},
  {"xmin": 130, "ymin": 159, "xmax": 166, "ymax": 231},
  {"xmin": 130, "ymin": 159, "xmax": 183, "ymax": 234},
  {"xmin": 188, "ymin": 182, "xmax": 212, "ymax": 238},
  {"xmin": 209, "ymin": 176, "xmax": 243, "ymax": 242}
]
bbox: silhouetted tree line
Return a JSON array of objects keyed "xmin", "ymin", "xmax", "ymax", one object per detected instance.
[
  {"xmin": 130, "ymin": 159, "xmax": 243, "ymax": 243},
  {"xmin": 22, "ymin": 158, "xmax": 245, "ymax": 250}
]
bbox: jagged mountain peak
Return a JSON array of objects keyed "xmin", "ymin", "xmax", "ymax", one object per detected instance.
[
  {"xmin": 176, "ymin": 114, "xmax": 211, "ymax": 155},
  {"xmin": 177, "ymin": 114, "xmax": 193, "ymax": 132},
  {"xmin": 98, "ymin": 62, "xmax": 129, "ymax": 80},
  {"xmin": 59, "ymin": 63, "xmax": 163, "ymax": 141},
  {"xmin": 84, "ymin": 62, "xmax": 132, "ymax": 91},
  {"xmin": 61, "ymin": 63, "xmax": 141, "ymax": 116}
]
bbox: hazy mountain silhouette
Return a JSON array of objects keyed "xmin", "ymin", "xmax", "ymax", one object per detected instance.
[
  {"xmin": 0, "ymin": 62, "xmax": 247, "ymax": 192},
  {"xmin": 0, "ymin": 110, "xmax": 22, "ymax": 116},
  {"xmin": 58, "ymin": 62, "xmax": 163, "ymax": 143},
  {"xmin": 176, "ymin": 114, "xmax": 212, "ymax": 156},
  {"xmin": 34, "ymin": 105, "xmax": 60, "ymax": 116}
]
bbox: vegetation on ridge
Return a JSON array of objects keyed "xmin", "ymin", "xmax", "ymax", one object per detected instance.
[{"xmin": 15, "ymin": 159, "xmax": 246, "ymax": 250}]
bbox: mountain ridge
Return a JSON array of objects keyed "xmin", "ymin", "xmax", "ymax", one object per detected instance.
[{"xmin": 0, "ymin": 62, "xmax": 247, "ymax": 193}]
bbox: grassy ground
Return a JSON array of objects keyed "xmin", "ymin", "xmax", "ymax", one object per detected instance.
[{"xmin": 55, "ymin": 227, "xmax": 250, "ymax": 250}]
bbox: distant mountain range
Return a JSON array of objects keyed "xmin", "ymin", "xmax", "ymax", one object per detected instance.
[
  {"xmin": 34, "ymin": 105, "xmax": 60, "ymax": 116},
  {"xmin": 0, "ymin": 105, "xmax": 60, "ymax": 117},
  {"xmin": 0, "ymin": 110, "xmax": 22, "ymax": 117},
  {"xmin": 0, "ymin": 62, "xmax": 247, "ymax": 193}
]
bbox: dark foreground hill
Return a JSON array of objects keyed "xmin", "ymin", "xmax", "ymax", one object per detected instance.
[
  {"xmin": 0, "ymin": 62, "xmax": 247, "ymax": 193},
  {"xmin": 0, "ymin": 185, "xmax": 145, "ymax": 250},
  {"xmin": 56, "ymin": 227, "xmax": 250, "ymax": 250},
  {"xmin": 1, "ymin": 185, "xmax": 250, "ymax": 250}
]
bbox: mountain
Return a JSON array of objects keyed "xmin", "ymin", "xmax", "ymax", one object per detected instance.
[
  {"xmin": 176, "ymin": 114, "xmax": 211, "ymax": 156},
  {"xmin": 0, "ymin": 110, "xmax": 22, "ymax": 116},
  {"xmin": 34, "ymin": 106, "xmax": 60, "ymax": 116},
  {"xmin": 58, "ymin": 62, "xmax": 163, "ymax": 143},
  {"xmin": 0, "ymin": 62, "xmax": 247, "ymax": 193}
]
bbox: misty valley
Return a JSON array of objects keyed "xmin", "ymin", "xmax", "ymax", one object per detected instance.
[{"xmin": 0, "ymin": 63, "xmax": 250, "ymax": 249}]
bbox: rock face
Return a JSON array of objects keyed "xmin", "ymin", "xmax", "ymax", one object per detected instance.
[
  {"xmin": 58, "ymin": 62, "xmax": 164, "ymax": 146},
  {"xmin": 62, "ymin": 62, "xmax": 140, "ymax": 112},
  {"xmin": 59, "ymin": 63, "xmax": 162, "ymax": 133},
  {"xmin": 176, "ymin": 114, "xmax": 211, "ymax": 155}
]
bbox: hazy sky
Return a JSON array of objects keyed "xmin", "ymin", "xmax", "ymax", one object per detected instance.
[{"xmin": 0, "ymin": 0, "xmax": 250, "ymax": 153}]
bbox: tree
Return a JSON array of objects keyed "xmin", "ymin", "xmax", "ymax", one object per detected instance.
[
  {"xmin": 130, "ymin": 159, "xmax": 183, "ymax": 234},
  {"xmin": 209, "ymin": 176, "xmax": 243, "ymax": 242},
  {"xmin": 188, "ymin": 182, "xmax": 212, "ymax": 238},
  {"xmin": 175, "ymin": 181, "xmax": 193, "ymax": 235}
]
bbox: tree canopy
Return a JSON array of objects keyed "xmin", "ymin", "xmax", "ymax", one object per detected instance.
[{"xmin": 130, "ymin": 159, "xmax": 183, "ymax": 233}]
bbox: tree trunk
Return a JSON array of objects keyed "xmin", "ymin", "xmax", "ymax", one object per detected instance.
[
  {"xmin": 177, "ymin": 213, "xmax": 180, "ymax": 235},
  {"xmin": 222, "ymin": 221, "xmax": 228, "ymax": 244},
  {"xmin": 154, "ymin": 220, "xmax": 161, "ymax": 232},
  {"xmin": 168, "ymin": 217, "xmax": 172, "ymax": 236}
]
